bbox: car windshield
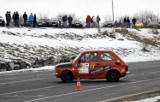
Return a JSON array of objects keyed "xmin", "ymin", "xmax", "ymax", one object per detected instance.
[{"xmin": 43, "ymin": 19, "xmax": 51, "ymax": 22}]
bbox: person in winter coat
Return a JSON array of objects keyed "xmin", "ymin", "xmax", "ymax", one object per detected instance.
[
  {"xmin": 62, "ymin": 15, "xmax": 68, "ymax": 28},
  {"xmin": 23, "ymin": 12, "xmax": 28, "ymax": 27},
  {"xmin": 12, "ymin": 12, "xmax": 16, "ymax": 26},
  {"xmin": 68, "ymin": 15, "xmax": 73, "ymax": 28},
  {"xmin": 29, "ymin": 13, "xmax": 34, "ymax": 27},
  {"xmin": 91, "ymin": 16, "xmax": 97, "ymax": 28},
  {"xmin": 124, "ymin": 17, "xmax": 127, "ymax": 27},
  {"xmin": 5, "ymin": 11, "xmax": 11, "ymax": 27},
  {"xmin": 15, "ymin": 11, "xmax": 19, "ymax": 27},
  {"xmin": 132, "ymin": 17, "xmax": 137, "ymax": 28},
  {"xmin": 126, "ymin": 17, "xmax": 130, "ymax": 28},
  {"xmin": 96, "ymin": 15, "xmax": 101, "ymax": 27},
  {"xmin": 33, "ymin": 14, "xmax": 37, "ymax": 27},
  {"xmin": 86, "ymin": 15, "xmax": 91, "ymax": 28},
  {"xmin": 58, "ymin": 15, "xmax": 62, "ymax": 28}
]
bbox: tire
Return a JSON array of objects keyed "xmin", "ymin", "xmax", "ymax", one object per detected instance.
[
  {"xmin": 107, "ymin": 70, "xmax": 120, "ymax": 82},
  {"xmin": 61, "ymin": 71, "xmax": 73, "ymax": 83}
]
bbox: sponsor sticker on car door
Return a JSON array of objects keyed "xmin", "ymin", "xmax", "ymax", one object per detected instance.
[{"xmin": 78, "ymin": 63, "xmax": 89, "ymax": 74}]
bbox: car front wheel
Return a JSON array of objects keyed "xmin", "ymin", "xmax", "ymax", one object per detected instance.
[
  {"xmin": 107, "ymin": 70, "xmax": 120, "ymax": 82},
  {"xmin": 61, "ymin": 71, "xmax": 74, "ymax": 83}
]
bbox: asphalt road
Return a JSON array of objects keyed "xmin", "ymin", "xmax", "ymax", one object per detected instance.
[{"xmin": 0, "ymin": 60, "xmax": 160, "ymax": 102}]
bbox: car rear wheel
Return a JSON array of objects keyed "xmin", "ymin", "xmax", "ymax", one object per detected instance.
[
  {"xmin": 107, "ymin": 70, "xmax": 120, "ymax": 82},
  {"xmin": 61, "ymin": 71, "xmax": 73, "ymax": 83}
]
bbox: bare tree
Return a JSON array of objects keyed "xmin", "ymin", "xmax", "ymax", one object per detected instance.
[
  {"xmin": 133, "ymin": 10, "xmax": 159, "ymax": 26},
  {"xmin": 38, "ymin": 12, "xmax": 49, "ymax": 20}
]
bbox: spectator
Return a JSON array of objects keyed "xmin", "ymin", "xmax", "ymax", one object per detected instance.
[
  {"xmin": 62, "ymin": 15, "xmax": 68, "ymax": 28},
  {"xmin": 23, "ymin": 12, "xmax": 28, "ymax": 27},
  {"xmin": 33, "ymin": 14, "xmax": 37, "ymax": 27},
  {"xmin": 132, "ymin": 17, "xmax": 137, "ymax": 28},
  {"xmin": 96, "ymin": 15, "xmax": 101, "ymax": 27},
  {"xmin": 124, "ymin": 17, "xmax": 127, "ymax": 27},
  {"xmin": 15, "ymin": 11, "xmax": 19, "ymax": 27},
  {"xmin": 127, "ymin": 17, "xmax": 130, "ymax": 28},
  {"xmin": 68, "ymin": 15, "xmax": 73, "ymax": 28},
  {"xmin": 5, "ymin": 11, "xmax": 11, "ymax": 27},
  {"xmin": 86, "ymin": 15, "xmax": 91, "ymax": 28},
  {"xmin": 91, "ymin": 16, "xmax": 96, "ymax": 27},
  {"xmin": 58, "ymin": 15, "xmax": 62, "ymax": 28},
  {"xmin": 12, "ymin": 12, "xmax": 16, "ymax": 26},
  {"xmin": 29, "ymin": 13, "xmax": 34, "ymax": 27},
  {"xmin": 115, "ymin": 20, "xmax": 118, "ymax": 27}
]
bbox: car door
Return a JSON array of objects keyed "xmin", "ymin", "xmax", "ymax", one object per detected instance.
[
  {"xmin": 98, "ymin": 51, "xmax": 117, "ymax": 77},
  {"xmin": 76, "ymin": 52, "xmax": 100, "ymax": 78}
]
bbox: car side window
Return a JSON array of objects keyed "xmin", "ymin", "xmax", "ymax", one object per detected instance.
[
  {"xmin": 101, "ymin": 52, "xmax": 114, "ymax": 61},
  {"xmin": 80, "ymin": 52, "xmax": 98, "ymax": 62}
]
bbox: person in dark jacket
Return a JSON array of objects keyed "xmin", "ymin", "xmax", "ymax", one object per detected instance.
[
  {"xmin": 12, "ymin": 12, "xmax": 16, "ymax": 26},
  {"xmin": 68, "ymin": 15, "xmax": 73, "ymax": 28},
  {"xmin": 124, "ymin": 17, "xmax": 127, "ymax": 27},
  {"xmin": 62, "ymin": 15, "xmax": 68, "ymax": 28},
  {"xmin": 33, "ymin": 14, "xmax": 37, "ymax": 27},
  {"xmin": 5, "ymin": 11, "xmax": 11, "ymax": 27},
  {"xmin": 15, "ymin": 11, "xmax": 19, "ymax": 27},
  {"xmin": 126, "ymin": 17, "xmax": 130, "ymax": 28},
  {"xmin": 132, "ymin": 17, "xmax": 137, "ymax": 28},
  {"xmin": 23, "ymin": 12, "xmax": 28, "ymax": 27},
  {"xmin": 96, "ymin": 15, "xmax": 100, "ymax": 27}
]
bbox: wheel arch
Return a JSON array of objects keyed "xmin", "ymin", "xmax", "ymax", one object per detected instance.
[
  {"xmin": 60, "ymin": 70, "xmax": 74, "ymax": 78},
  {"xmin": 106, "ymin": 69, "xmax": 121, "ymax": 80}
]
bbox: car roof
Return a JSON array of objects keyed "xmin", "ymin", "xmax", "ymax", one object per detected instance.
[{"xmin": 82, "ymin": 50, "xmax": 113, "ymax": 53}]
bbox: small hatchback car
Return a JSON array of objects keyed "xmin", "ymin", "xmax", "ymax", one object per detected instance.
[{"xmin": 55, "ymin": 50, "xmax": 128, "ymax": 83}]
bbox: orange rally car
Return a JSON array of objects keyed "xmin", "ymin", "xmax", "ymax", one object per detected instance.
[{"xmin": 55, "ymin": 50, "xmax": 128, "ymax": 83}]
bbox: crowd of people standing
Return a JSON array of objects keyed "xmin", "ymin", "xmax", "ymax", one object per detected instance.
[
  {"xmin": 123, "ymin": 17, "xmax": 137, "ymax": 28},
  {"xmin": 4, "ymin": 11, "xmax": 138, "ymax": 28},
  {"xmin": 5, "ymin": 11, "xmax": 37, "ymax": 27},
  {"xmin": 86, "ymin": 15, "xmax": 101, "ymax": 28}
]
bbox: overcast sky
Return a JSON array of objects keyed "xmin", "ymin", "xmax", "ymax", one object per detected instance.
[{"xmin": 1, "ymin": 0, "xmax": 160, "ymax": 21}]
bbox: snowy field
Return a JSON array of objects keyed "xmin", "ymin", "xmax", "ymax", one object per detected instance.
[
  {"xmin": 0, "ymin": 27, "xmax": 160, "ymax": 63},
  {"xmin": 0, "ymin": 27, "xmax": 160, "ymax": 102}
]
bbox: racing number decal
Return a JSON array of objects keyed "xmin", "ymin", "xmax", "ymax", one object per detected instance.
[{"xmin": 90, "ymin": 64, "xmax": 95, "ymax": 69}]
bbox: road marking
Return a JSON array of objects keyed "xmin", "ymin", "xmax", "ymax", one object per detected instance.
[
  {"xmin": 0, "ymin": 78, "xmax": 47, "ymax": 85},
  {"xmin": 0, "ymin": 73, "xmax": 54, "ymax": 81},
  {"xmin": 128, "ymin": 70, "xmax": 160, "ymax": 76},
  {"xmin": 0, "ymin": 84, "xmax": 66, "ymax": 96},
  {"xmin": 24, "ymin": 77, "xmax": 160, "ymax": 102}
]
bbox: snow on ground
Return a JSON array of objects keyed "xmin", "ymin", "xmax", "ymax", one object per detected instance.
[
  {"xmin": 133, "ymin": 96, "xmax": 160, "ymax": 102},
  {"xmin": 0, "ymin": 66, "xmax": 55, "ymax": 75},
  {"xmin": 0, "ymin": 27, "xmax": 160, "ymax": 63}
]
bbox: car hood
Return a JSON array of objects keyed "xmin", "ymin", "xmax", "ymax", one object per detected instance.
[{"xmin": 55, "ymin": 62, "xmax": 72, "ymax": 68}]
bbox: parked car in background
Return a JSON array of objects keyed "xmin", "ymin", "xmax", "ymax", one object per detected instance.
[
  {"xmin": 1, "ymin": 59, "xmax": 30, "ymax": 71},
  {"xmin": 103, "ymin": 21, "xmax": 115, "ymax": 27},
  {"xmin": 147, "ymin": 21, "xmax": 160, "ymax": 28},
  {"xmin": 134, "ymin": 22, "xmax": 144, "ymax": 28},
  {"xmin": 37, "ymin": 19, "xmax": 58, "ymax": 27},
  {"xmin": 71, "ymin": 20, "xmax": 84, "ymax": 28},
  {"xmin": 0, "ymin": 16, "xmax": 5, "ymax": 26},
  {"xmin": 0, "ymin": 62, "xmax": 7, "ymax": 71}
]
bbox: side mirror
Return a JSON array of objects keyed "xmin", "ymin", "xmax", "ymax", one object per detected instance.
[{"xmin": 115, "ymin": 60, "xmax": 121, "ymax": 65}]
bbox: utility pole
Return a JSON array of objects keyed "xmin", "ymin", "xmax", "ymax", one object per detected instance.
[{"xmin": 112, "ymin": 0, "xmax": 114, "ymax": 21}]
